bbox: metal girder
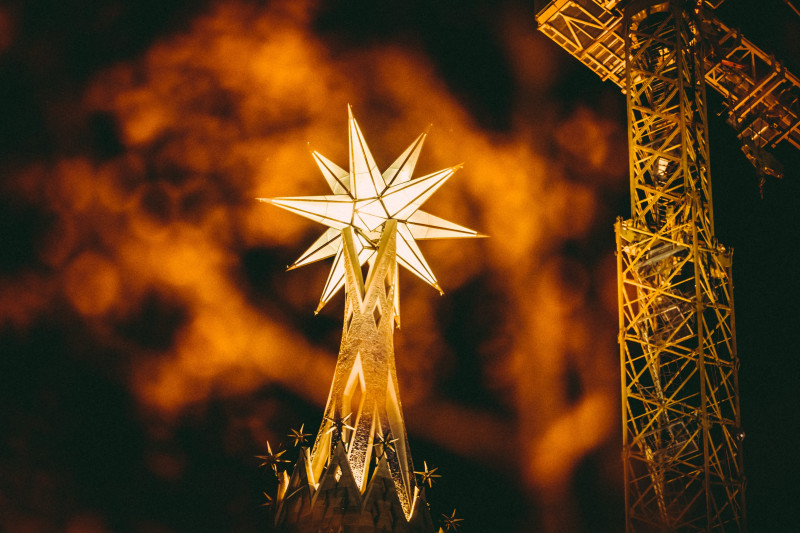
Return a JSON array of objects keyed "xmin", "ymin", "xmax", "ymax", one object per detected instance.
[
  {"xmin": 537, "ymin": 0, "xmax": 626, "ymax": 85},
  {"xmin": 702, "ymin": 18, "xmax": 800, "ymax": 150},
  {"xmin": 540, "ymin": 0, "xmax": 749, "ymax": 530},
  {"xmin": 618, "ymin": 2, "xmax": 745, "ymax": 530},
  {"xmin": 616, "ymin": 221, "xmax": 744, "ymax": 532},
  {"xmin": 537, "ymin": 0, "xmax": 800, "ymax": 151}
]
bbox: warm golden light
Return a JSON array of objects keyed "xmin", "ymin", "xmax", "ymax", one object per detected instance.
[{"xmin": 0, "ymin": 1, "xmax": 629, "ymax": 531}]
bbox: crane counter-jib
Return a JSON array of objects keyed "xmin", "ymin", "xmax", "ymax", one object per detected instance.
[{"xmin": 535, "ymin": 0, "xmax": 800, "ymax": 152}]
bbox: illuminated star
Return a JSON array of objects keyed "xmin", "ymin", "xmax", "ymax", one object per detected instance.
[
  {"xmin": 414, "ymin": 461, "xmax": 441, "ymax": 488},
  {"xmin": 325, "ymin": 413, "xmax": 355, "ymax": 439},
  {"xmin": 259, "ymin": 105, "xmax": 484, "ymax": 314},
  {"xmin": 374, "ymin": 430, "xmax": 399, "ymax": 458},
  {"xmin": 288, "ymin": 423, "xmax": 311, "ymax": 447},
  {"xmin": 441, "ymin": 509, "xmax": 464, "ymax": 531},
  {"xmin": 255, "ymin": 441, "xmax": 289, "ymax": 474}
]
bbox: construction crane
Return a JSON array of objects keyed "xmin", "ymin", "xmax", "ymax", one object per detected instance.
[{"xmin": 535, "ymin": 0, "xmax": 800, "ymax": 530}]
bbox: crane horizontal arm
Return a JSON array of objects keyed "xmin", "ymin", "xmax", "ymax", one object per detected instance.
[{"xmin": 536, "ymin": 0, "xmax": 800, "ymax": 151}]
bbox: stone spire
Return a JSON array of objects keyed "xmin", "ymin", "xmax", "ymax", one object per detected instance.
[
  {"xmin": 273, "ymin": 221, "xmax": 436, "ymax": 532},
  {"xmin": 261, "ymin": 107, "xmax": 481, "ymax": 532}
]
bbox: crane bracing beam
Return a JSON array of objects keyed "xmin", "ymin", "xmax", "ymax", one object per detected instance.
[
  {"xmin": 532, "ymin": 0, "xmax": 800, "ymax": 530},
  {"xmin": 537, "ymin": 0, "xmax": 800, "ymax": 151}
]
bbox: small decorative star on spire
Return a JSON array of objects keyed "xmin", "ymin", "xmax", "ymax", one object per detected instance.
[
  {"xmin": 414, "ymin": 461, "xmax": 441, "ymax": 488},
  {"xmin": 288, "ymin": 423, "xmax": 311, "ymax": 447},
  {"xmin": 259, "ymin": 105, "xmax": 484, "ymax": 314},
  {"xmin": 374, "ymin": 430, "xmax": 399, "ymax": 458},
  {"xmin": 441, "ymin": 509, "xmax": 464, "ymax": 531},
  {"xmin": 255, "ymin": 441, "xmax": 289, "ymax": 475},
  {"xmin": 325, "ymin": 413, "xmax": 355, "ymax": 440}
]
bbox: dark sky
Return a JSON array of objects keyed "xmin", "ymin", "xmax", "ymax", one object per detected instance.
[{"xmin": 1, "ymin": 1, "xmax": 799, "ymax": 532}]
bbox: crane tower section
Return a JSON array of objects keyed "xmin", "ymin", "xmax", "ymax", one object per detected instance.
[
  {"xmin": 617, "ymin": 1, "xmax": 744, "ymax": 529},
  {"xmin": 532, "ymin": 0, "xmax": 800, "ymax": 529}
]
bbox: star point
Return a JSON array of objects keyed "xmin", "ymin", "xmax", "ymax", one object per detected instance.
[{"xmin": 260, "ymin": 491, "xmax": 274, "ymax": 508}]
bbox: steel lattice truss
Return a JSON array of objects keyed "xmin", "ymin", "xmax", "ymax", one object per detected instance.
[
  {"xmin": 534, "ymin": 0, "xmax": 768, "ymax": 530},
  {"xmin": 616, "ymin": 222, "xmax": 744, "ymax": 531},
  {"xmin": 616, "ymin": 5, "xmax": 744, "ymax": 529},
  {"xmin": 537, "ymin": 0, "xmax": 800, "ymax": 152}
]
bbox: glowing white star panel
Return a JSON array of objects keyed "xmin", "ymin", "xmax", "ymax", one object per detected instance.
[{"xmin": 259, "ymin": 105, "xmax": 484, "ymax": 313}]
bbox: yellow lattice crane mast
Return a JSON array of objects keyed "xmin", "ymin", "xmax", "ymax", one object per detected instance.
[{"xmin": 537, "ymin": 0, "xmax": 800, "ymax": 530}]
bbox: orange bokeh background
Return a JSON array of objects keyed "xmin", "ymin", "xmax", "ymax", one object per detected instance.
[{"xmin": 2, "ymin": 0, "xmax": 797, "ymax": 531}]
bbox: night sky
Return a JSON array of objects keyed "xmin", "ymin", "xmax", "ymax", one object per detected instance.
[{"xmin": 1, "ymin": 1, "xmax": 799, "ymax": 532}]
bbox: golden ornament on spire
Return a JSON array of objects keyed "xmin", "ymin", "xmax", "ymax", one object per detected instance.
[
  {"xmin": 259, "ymin": 104, "xmax": 483, "ymax": 316},
  {"xmin": 261, "ymin": 106, "xmax": 481, "ymax": 532}
]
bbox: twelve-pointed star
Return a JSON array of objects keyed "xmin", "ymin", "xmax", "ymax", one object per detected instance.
[{"xmin": 259, "ymin": 105, "xmax": 484, "ymax": 314}]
